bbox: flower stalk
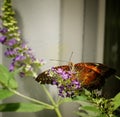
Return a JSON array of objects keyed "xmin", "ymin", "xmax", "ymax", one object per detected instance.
[
  {"xmin": 7, "ymin": 85, "xmax": 62, "ymax": 117},
  {"xmin": 42, "ymin": 85, "xmax": 62, "ymax": 117},
  {"xmin": 8, "ymin": 87, "xmax": 54, "ymax": 109},
  {"xmin": 0, "ymin": 0, "xmax": 44, "ymax": 78}
]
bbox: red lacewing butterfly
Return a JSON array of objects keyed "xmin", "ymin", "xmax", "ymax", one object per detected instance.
[{"xmin": 36, "ymin": 62, "xmax": 116, "ymax": 90}]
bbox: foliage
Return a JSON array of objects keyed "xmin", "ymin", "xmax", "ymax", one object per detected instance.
[
  {"xmin": 73, "ymin": 89, "xmax": 120, "ymax": 117},
  {"xmin": 0, "ymin": 64, "xmax": 49, "ymax": 113},
  {"xmin": 0, "ymin": 64, "xmax": 120, "ymax": 117}
]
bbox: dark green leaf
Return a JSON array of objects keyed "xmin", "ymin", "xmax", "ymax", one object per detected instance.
[
  {"xmin": 0, "ymin": 103, "xmax": 46, "ymax": 112},
  {"xmin": 0, "ymin": 89, "xmax": 14, "ymax": 100},
  {"xmin": 113, "ymin": 93, "xmax": 120, "ymax": 110},
  {"xmin": 0, "ymin": 64, "xmax": 18, "ymax": 89},
  {"xmin": 115, "ymin": 75, "xmax": 120, "ymax": 80}
]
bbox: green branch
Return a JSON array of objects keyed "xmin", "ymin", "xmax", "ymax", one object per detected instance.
[
  {"xmin": 8, "ymin": 87, "xmax": 54, "ymax": 110},
  {"xmin": 42, "ymin": 85, "xmax": 62, "ymax": 117}
]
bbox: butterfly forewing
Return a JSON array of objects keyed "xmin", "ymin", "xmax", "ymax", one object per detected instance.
[
  {"xmin": 36, "ymin": 65, "xmax": 70, "ymax": 84},
  {"xmin": 36, "ymin": 71, "xmax": 53, "ymax": 84}
]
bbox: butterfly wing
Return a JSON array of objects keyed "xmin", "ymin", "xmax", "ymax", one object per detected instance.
[
  {"xmin": 36, "ymin": 65, "xmax": 70, "ymax": 84},
  {"xmin": 36, "ymin": 62, "xmax": 116, "ymax": 90},
  {"xmin": 74, "ymin": 63, "xmax": 116, "ymax": 89},
  {"xmin": 36, "ymin": 71, "xmax": 53, "ymax": 84}
]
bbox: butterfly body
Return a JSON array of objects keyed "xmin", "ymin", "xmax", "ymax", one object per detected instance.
[{"xmin": 36, "ymin": 62, "xmax": 116, "ymax": 90}]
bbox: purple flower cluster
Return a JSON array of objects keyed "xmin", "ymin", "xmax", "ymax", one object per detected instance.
[
  {"xmin": 49, "ymin": 67, "xmax": 81, "ymax": 97},
  {"xmin": 0, "ymin": 0, "xmax": 44, "ymax": 77},
  {"xmin": 0, "ymin": 28, "xmax": 19, "ymax": 46}
]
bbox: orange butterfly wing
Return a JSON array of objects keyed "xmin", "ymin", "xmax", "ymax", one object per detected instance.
[
  {"xmin": 36, "ymin": 63, "xmax": 116, "ymax": 90},
  {"xmin": 74, "ymin": 63, "xmax": 115, "ymax": 89}
]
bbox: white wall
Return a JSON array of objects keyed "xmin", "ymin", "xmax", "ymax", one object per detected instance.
[
  {"xmin": 82, "ymin": 0, "xmax": 98, "ymax": 62},
  {"xmin": 96, "ymin": 0, "xmax": 105, "ymax": 62},
  {"xmin": 13, "ymin": 0, "xmax": 61, "ymax": 69},
  {"xmin": 83, "ymin": 0, "xmax": 105, "ymax": 63},
  {"xmin": 60, "ymin": 0, "xmax": 84, "ymax": 63}
]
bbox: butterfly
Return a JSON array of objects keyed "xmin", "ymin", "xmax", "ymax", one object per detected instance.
[{"xmin": 36, "ymin": 62, "xmax": 116, "ymax": 90}]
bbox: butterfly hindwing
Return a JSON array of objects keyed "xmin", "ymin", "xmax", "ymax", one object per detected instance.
[{"xmin": 74, "ymin": 63, "xmax": 115, "ymax": 89}]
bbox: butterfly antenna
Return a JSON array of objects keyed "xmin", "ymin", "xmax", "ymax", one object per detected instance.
[
  {"xmin": 68, "ymin": 52, "xmax": 75, "ymax": 71},
  {"xmin": 69, "ymin": 51, "xmax": 73, "ymax": 62},
  {"xmin": 49, "ymin": 59, "xmax": 68, "ymax": 63}
]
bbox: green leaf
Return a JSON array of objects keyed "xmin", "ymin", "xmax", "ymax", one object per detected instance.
[
  {"xmin": 59, "ymin": 97, "xmax": 73, "ymax": 104},
  {"xmin": 0, "ymin": 64, "xmax": 9, "ymax": 73},
  {"xmin": 73, "ymin": 95, "xmax": 88, "ymax": 101},
  {"xmin": 115, "ymin": 75, "xmax": 120, "ymax": 80},
  {"xmin": 76, "ymin": 111, "xmax": 104, "ymax": 117},
  {"xmin": 0, "ymin": 64, "xmax": 18, "ymax": 89},
  {"xmin": 0, "ymin": 103, "xmax": 46, "ymax": 112},
  {"xmin": 0, "ymin": 89, "xmax": 14, "ymax": 100},
  {"xmin": 113, "ymin": 92, "xmax": 120, "ymax": 110},
  {"xmin": 82, "ymin": 106, "xmax": 99, "ymax": 112},
  {"xmin": 79, "ymin": 105, "xmax": 104, "ymax": 117}
]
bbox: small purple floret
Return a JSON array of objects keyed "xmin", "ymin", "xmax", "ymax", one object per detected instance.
[
  {"xmin": 9, "ymin": 62, "xmax": 14, "ymax": 71},
  {"xmin": 0, "ymin": 28, "xmax": 8, "ymax": 34},
  {"xmin": 7, "ymin": 39, "xmax": 17, "ymax": 46},
  {"xmin": 14, "ymin": 55, "xmax": 26, "ymax": 61},
  {"xmin": 0, "ymin": 36, "xmax": 7, "ymax": 43},
  {"xmin": 4, "ymin": 48, "xmax": 16, "ymax": 57},
  {"xmin": 56, "ymin": 68, "xmax": 63, "ymax": 74},
  {"xmin": 19, "ymin": 72, "xmax": 25, "ymax": 77}
]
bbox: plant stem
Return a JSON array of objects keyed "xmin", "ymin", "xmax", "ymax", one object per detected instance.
[
  {"xmin": 54, "ymin": 107, "xmax": 62, "ymax": 117},
  {"xmin": 8, "ymin": 87, "xmax": 62, "ymax": 117},
  {"xmin": 42, "ymin": 85, "xmax": 56, "ymax": 105},
  {"xmin": 8, "ymin": 87, "xmax": 54, "ymax": 109},
  {"xmin": 42, "ymin": 85, "xmax": 62, "ymax": 117}
]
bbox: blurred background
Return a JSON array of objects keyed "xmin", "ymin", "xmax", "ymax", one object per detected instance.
[{"xmin": 0, "ymin": 0, "xmax": 120, "ymax": 117}]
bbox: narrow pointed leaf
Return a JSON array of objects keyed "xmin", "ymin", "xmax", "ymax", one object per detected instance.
[
  {"xmin": 0, "ymin": 103, "xmax": 46, "ymax": 112},
  {"xmin": 79, "ymin": 105, "xmax": 104, "ymax": 117},
  {"xmin": 115, "ymin": 75, "xmax": 120, "ymax": 80},
  {"xmin": 113, "ymin": 92, "xmax": 120, "ymax": 110},
  {"xmin": 0, "ymin": 64, "xmax": 18, "ymax": 89},
  {"xmin": 73, "ymin": 95, "xmax": 88, "ymax": 101},
  {"xmin": 0, "ymin": 89, "xmax": 14, "ymax": 100},
  {"xmin": 81, "ymin": 106, "xmax": 99, "ymax": 112}
]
